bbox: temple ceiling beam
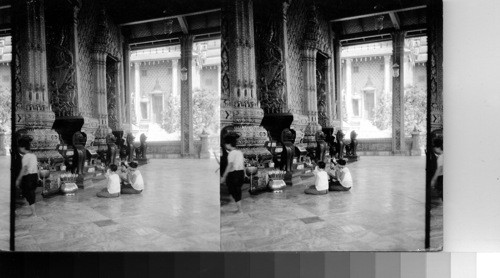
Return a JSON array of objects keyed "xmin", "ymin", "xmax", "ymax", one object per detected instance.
[
  {"xmin": 388, "ymin": 11, "xmax": 401, "ymax": 30},
  {"xmin": 330, "ymin": 5, "xmax": 426, "ymax": 23},
  {"xmin": 127, "ymin": 27, "xmax": 220, "ymax": 45},
  {"xmin": 177, "ymin": 16, "xmax": 189, "ymax": 34},
  {"xmin": 119, "ymin": 9, "xmax": 221, "ymax": 27}
]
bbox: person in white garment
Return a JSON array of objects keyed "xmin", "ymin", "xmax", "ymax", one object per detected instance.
[
  {"xmin": 221, "ymin": 133, "xmax": 245, "ymax": 213},
  {"xmin": 97, "ymin": 164, "xmax": 121, "ymax": 198},
  {"xmin": 304, "ymin": 161, "xmax": 329, "ymax": 195},
  {"xmin": 328, "ymin": 159, "xmax": 353, "ymax": 191},
  {"xmin": 15, "ymin": 136, "xmax": 40, "ymax": 217},
  {"xmin": 120, "ymin": 161, "xmax": 144, "ymax": 194}
]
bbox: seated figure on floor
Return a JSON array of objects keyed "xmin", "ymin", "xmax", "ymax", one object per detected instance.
[
  {"xmin": 328, "ymin": 159, "xmax": 352, "ymax": 191},
  {"xmin": 97, "ymin": 164, "xmax": 121, "ymax": 198},
  {"xmin": 304, "ymin": 161, "xmax": 329, "ymax": 195},
  {"xmin": 119, "ymin": 161, "xmax": 144, "ymax": 194}
]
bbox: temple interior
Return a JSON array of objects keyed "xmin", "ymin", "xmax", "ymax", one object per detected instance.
[
  {"xmin": 219, "ymin": 0, "xmax": 442, "ymax": 251},
  {"xmin": 4, "ymin": 0, "xmax": 223, "ymax": 251},
  {"xmin": 1, "ymin": 0, "xmax": 443, "ymax": 252}
]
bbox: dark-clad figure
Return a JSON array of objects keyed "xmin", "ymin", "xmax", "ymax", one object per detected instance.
[
  {"xmin": 72, "ymin": 131, "xmax": 87, "ymax": 175},
  {"xmin": 136, "ymin": 133, "xmax": 148, "ymax": 159},
  {"xmin": 315, "ymin": 131, "xmax": 327, "ymax": 163},
  {"xmin": 336, "ymin": 130, "xmax": 345, "ymax": 159},
  {"xmin": 119, "ymin": 137, "xmax": 127, "ymax": 161},
  {"xmin": 280, "ymin": 128, "xmax": 295, "ymax": 172},
  {"xmin": 106, "ymin": 133, "xmax": 117, "ymax": 166},
  {"xmin": 126, "ymin": 133, "xmax": 135, "ymax": 162},
  {"xmin": 345, "ymin": 130, "xmax": 358, "ymax": 157}
]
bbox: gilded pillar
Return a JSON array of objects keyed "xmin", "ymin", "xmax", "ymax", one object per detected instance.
[
  {"xmin": 180, "ymin": 35, "xmax": 194, "ymax": 156},
  {"xmin": 123, "ymin": 44, "xmax": 132, "ymax": 126},
  {"xmin": 392, "ymin": 31, "xmax": 406, "ymax": 154},
  {"xmin": 13, "ymin": 0, "xmax": 61, "ymax": 162},
  {"xmin": 302, "ymin": 4, "xmax": 322, "ymax": 145},
  {"xmin": 332, "ymin": 37, "xmax": 343, "ymax": 130},
  {"xmin": 93, "ymin": 9, "xmax": 111, "ymax": 150},
  {"xmin": 223, "ymin": 0, "xmax": 269, "ymax": 157},
  {"xmin": 281, "ymin": 0, "xmax": 291, "ymax": 113}
]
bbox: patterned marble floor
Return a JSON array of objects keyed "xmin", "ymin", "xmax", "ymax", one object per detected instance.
[
  {"xmin": 15, "ymin": 158, "xmax": 220, "ymax": 251},
  {"xmin": 0, "ymin": 156, "xmax": 10, "ymax": 251},
  {"xmin": 221, "ymin": 156, "xmax": 443, "ymax": 251}
]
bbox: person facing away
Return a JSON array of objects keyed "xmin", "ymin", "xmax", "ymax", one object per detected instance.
[
  {"xmin": 430, "ymin": 137, "xmax": 443, "ymax": 200},
  {"xmin": 15, "ymin": 137, "xmax": 40, "ymax": 217},
  {"xmin": 304, "ymin": 161, "xmax": 329, "ymax": 195},
  {"xmin": 97, "ymin": 164, "xmax": 121, "ymax": 198},
  {"xmin": 221, "ymin": 133, "xmax": 245, "ymax": 213},
  {"xmin": 121, "ymin": 161, "xmax": 144, "ymax": 194},
  {"xmin": 328, "ymin": 159, "xmax": 353, "ymax": 191}
]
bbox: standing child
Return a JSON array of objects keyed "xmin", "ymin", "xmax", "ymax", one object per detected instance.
[
  {"xmin": 305, "ymin": 161, "xmax": 329, "ymax": 195},
  {"xmin": 121, "ymin": 161, "xmax": 144, "ymax": 194},
  {"xmin": 15, "ymin": 137, "xmax": 40, "ymax": 217},
  {"xmin": 328, "ymin": 159, "xmax": 353, "ymax": 191},
  {"xmin": 97, "ymin": 164, "xmax": 121, "ymax": 198},
  {"xmin": 221, "ymin": 133, "xmax": 245, "ymax": 213}
]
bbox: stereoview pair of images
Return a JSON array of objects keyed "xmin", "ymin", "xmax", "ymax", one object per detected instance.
[{"xmin": 1, "ymin": 0, "xmax": 442, "ymax": 252}]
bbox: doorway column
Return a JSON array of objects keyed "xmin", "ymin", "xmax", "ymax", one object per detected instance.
[
  {"xmin": 180, "ymin": 35, "xmax": 194, "ymax": 156},
  {"xmin": 93, "ymin": 9, "xmax": 111, "ymax": 150},
  {"xmin": 172, "ymin": 59, "xmax": 178, "ymax": 96},
  {"xmin": 345, "ymin": 58, "xmax": 353, "ymax": 120},
  {"xmin": 384, "ymin": 55, "xmax": 391, "ymax": 95},
  {"xmin": 134, "ymin": 62, "xmax": 141, "ymax": 122},
  {"xmin": 392, "ymin": 31, "xmax": 406, "ymax": 155},
  {"xmin": 222, "ymin": 0, "xmax": 269, "ymax": 157},
  {"xmin": 13, "ymin": 0, "xmax": 61, "ymax": 162}
]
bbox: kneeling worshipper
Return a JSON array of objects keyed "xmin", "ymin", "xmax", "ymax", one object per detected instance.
[
  {"xmin": 328, "ymin": 159, "xmax": 353, "ymax": 191},
  {"xmin": 120, "ymin": 161, "xmax": 144, "ymax": 194},
  {"xmin": 304, "ymin": 161, "xmax": 329, "ymax": 195},
  {"xmin": 97, "ymin": 164, "xmax": 121, "ymax": 198}
]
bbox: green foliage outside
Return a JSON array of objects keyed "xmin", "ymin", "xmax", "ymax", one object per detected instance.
[
  {"xmin": 161, "ymin": 89, "xmax": 220, "ymax": 138},
  {"xmin": 161, "ymin": 94, "xmax": 180, "ymax": 133},
  {"xmin": 0, "ymin": 83, "xmax": 11, "ymax": 133},
  {"xmin": 192, "ymin": 89, "xmax": 220, "ymax": 137},
  {"xmin": 373, "ymin": 86, "xmax": 427, "ymax": 137}
]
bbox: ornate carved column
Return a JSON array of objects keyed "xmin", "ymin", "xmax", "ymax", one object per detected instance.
[
  {"xmin": 392, "ymin": 31, "xmax": 406, "ymax": 154},
  {"xmin": 13, "ymin": 0, "xmax": 61, "ymax": 162},
  {"xmin": 425, "ymin": 0, "xmax": 443, "ymax": 250},
  {"xmin": 123, "ymin": 43, "xmax": 132, "ymax": 126},
  {"xmin": 332, "ymin": 37, "xmax": 343, "ymax": 130},
  {"xmin": 223, "ymin": 0, "xmax": 269, "ymax": 158},
  {"xmin": 93, "ymin": 9, "xmax": 111, "ymax": 151},
  {"xmin": 302, "ymin": 4, "xmax": 322, "ymax": 146},
  {"xmin": 281, "ymin": 0, "xmax": 291, "ymax": 112},
  {"xmin": 180, "ymin": 35, "xmax": 194, "ymax": 156},
  {"xmin": 428, "ymin": 2, "xmax": 443, "ymax": 133}
]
